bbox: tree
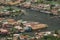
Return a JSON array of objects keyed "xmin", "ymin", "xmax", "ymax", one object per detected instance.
[
  {"xmin": 37, "ymin": 0, "xmax": 44, "ymax": 3},
  {"xmin": 55, "ymin": 30, "xmax": 58, "ymax": 34},
  {"xmin": 46, "ymin": 0, "xmax": 53, "ymax": 1},
  {"xmin": 17, "ymin": 37, "xmax": 20, "ymax": 40}
]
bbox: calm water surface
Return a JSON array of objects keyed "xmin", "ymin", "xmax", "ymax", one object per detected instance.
[{"xmin": 11, "ymin": 7, "xmax": 60, "ymax": 31}]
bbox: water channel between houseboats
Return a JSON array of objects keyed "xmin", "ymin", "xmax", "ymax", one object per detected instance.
[{"xmin": 6, "ymin": 6, "xmax": 60, "ymax": 31}]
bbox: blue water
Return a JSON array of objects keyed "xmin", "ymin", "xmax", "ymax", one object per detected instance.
[
  {"xmin": 18, "ymin": 8, "xmax": 60, "ymax": 31},
  {"xmin": 3, "ymin": 6, "xmax": 60, "ymax": 31}
]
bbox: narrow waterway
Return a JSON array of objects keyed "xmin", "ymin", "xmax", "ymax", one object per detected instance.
[{"xmin": 16, "ymin": 8, "xmax": 60, "ymax": 31}]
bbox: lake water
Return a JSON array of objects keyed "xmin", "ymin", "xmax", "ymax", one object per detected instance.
[{"xmin": 16, "ymin": 8, "xmax": 60, "ymax": 31}]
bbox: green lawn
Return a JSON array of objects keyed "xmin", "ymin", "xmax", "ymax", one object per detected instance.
[{"xmin": 41, "ymin": 35, "xmax": 60, "ymax": 40}]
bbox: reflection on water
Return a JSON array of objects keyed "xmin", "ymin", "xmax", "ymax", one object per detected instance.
[{"xmin": 1, "ymin": 6, "xmax": 60, "ymax": 31}]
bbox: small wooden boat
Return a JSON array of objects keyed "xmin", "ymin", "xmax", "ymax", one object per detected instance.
[
  {"xmin": 24, "ymin": 22, "xmax": 48, "ymax": 30},
  {"xmin": 30, "ymin": 24, "xmax": 48, "ymax": 30}
]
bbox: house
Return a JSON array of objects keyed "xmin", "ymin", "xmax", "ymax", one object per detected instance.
[
  {"xmin": 0, "ymin": 0, "xmax": 5, "ymax": 3},
  {"xmin": 0, "ymin": 0, "xmax": 25, "ymax": 5},
  {"xmin": 51, "ymin": 7, "xmax": 58, "ymax": 15},
  {"xmin": 7, "ymin": 0, "xmax": 25, "ymax": 5},
  {"xmin": 31, "ymin": 0, "xmax": 38, "ymax": 3}
]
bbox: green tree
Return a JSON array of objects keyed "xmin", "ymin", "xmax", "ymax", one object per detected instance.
[
  {"xmin": 55, "ymin": 30, "xmax": 58, "ymax": 34},
  {"xmin": 37, "ymin": 0, "xmax": 44, "ymax": 3}
]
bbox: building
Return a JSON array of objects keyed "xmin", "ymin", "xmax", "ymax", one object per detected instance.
[{"xmin": 0, "ymin": 0, "xmax": 25, "ymax": 5}]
